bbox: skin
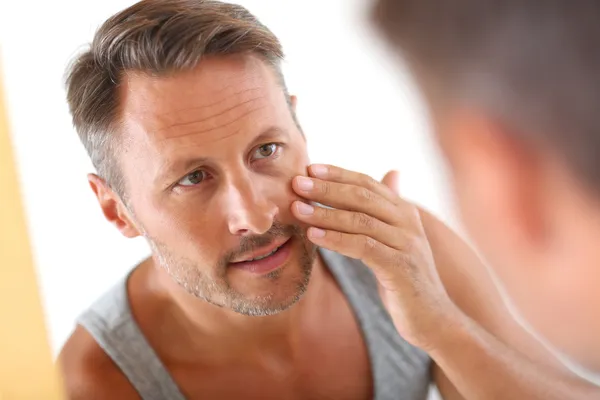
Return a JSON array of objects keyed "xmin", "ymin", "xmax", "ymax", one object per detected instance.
[
  {"xmin": 58, "ymin": 53, "xmax": 590, "ymax": 399},
  {"xmin": 109, "ymin": 55, "xmax": 317, "ymax": 316},
  {"xmin": 399, "ymin": 53, "xmax": 600, "ymax": 374},
  {"xmin": 434, "ymin": 108, "xmax": 600, "ymax": 372},
  {"xmin": 60, "ymin": 54, "xmax": 373, "ymax": 400},
  {"xmin": 293, "ymin": 165, "xmax": 600, "ymax": 399}
]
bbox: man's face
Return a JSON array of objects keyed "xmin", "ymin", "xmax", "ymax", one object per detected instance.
[{"xmin": 115, "ymin": 55, "xmax": 317, "ymax": 316}]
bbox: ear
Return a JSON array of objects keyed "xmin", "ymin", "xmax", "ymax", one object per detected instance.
[
  {"xmin": 290, "ymin": 95, "xmax": 298, "ymax": 112},
  {"xmin": 87, "ymin": 174, "xmax": 142, "ymax": 239}
]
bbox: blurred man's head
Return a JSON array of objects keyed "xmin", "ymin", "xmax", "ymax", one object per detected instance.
[
  {"xmin": 373, "ymin": 1, "xmax": 600, "ymax": 370},
  {"xmin": 65, "ymin": 0, "xmax": 317, "ymax": 316}
]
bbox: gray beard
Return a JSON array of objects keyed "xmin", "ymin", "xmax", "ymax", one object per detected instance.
[{"xmin": 146, "ymin": 223, "xmax": 318, "ymax": 316}]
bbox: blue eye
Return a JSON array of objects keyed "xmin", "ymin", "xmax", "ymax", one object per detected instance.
[
  {"xmin": 178, "ymin": 170, "xmax": 207, "ymax": 186},
  {"xmin": 254, "ymin": 143, "xmax": 279, "ymax": 159}
]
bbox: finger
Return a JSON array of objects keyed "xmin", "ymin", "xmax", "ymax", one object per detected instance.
[
  {"xmin": 306, "ymin": 227, "xmax": 412, "ymax": 289},
  {"xmin": 292, "ymin": 201, "xmax": 405, "ymax": 249},
  {"xmin": 380, "ymin": 170, "xmax": 429, "ymax": 238},
  {"xmin": 381, "ymin": 170, "xmax": 401, "ymax": 196},
  {"xmin": 304, "ymin": 164, "xmax": 424, "ymax": 232},
  {"xmin": 292, "ymin": 176, "xmax": 406, "ymax": 226},
  {"xmin": 308, "ymin": 164, "xmax": 400, "ymax": 206}
]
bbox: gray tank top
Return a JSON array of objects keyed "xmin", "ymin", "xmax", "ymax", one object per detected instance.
[{"xmin": 78, "ymin": 248, "xmax": 431, "ymax": 400}]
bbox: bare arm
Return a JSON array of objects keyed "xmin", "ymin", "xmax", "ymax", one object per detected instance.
[
  {"xmin": 289, "ymin": 164, "xmax": 600, "ymax": 400},
  {"xmin": 419, "ymin": 209, "xmax": 600, "ymax": 399},
  {"xmin": 428, "ymin": 305, "xmax": 599, "ymax": 400}
]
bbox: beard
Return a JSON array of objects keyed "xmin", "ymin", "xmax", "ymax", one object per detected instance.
[{"xmin": 145, "ymin": 220, "xmax": 318, "ymax": 316}]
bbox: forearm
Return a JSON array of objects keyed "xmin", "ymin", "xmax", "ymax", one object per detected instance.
[{"xmin": 429, "ymin": 307, "xmax": 600, "ymax": 400}]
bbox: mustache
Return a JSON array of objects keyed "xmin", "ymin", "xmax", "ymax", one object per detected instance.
[{"xmin": 224, "ymin": 221, "xmax": 304, "ymax": 264}]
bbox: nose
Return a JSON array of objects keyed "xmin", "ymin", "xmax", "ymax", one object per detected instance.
[{"xmin": 222, "ymin": 175, "xmax": 278, "ymax": 236}]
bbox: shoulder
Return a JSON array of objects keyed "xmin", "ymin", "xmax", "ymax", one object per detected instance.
[{"xmin": 58, "ymin": 325, "xmax": 140, "ymax": 400}]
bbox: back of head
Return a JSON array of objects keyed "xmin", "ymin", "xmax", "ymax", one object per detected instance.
[
  {"xmin": 372, "ymin": 0, "xmax": 600, "ymax": 374},
  {"xmin": 65, "ymin": 0, "xmax": 285, "ymax": 197},
  {"xmin": 373, "ymin": 0, "xmax": 600, "ymax": 191}
]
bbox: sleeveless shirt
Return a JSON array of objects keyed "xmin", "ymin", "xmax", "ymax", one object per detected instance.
[{"xmin": 77, "ymin": 248, "xmax": 432, "ymax": 400}]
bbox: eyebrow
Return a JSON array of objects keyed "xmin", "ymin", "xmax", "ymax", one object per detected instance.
[{"xmin": 155, "ymin": 126, "xmax": 289, "ymax": 185}]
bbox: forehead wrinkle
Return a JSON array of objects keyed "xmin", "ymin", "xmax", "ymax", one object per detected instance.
[
  {"xmin": 151, "ymin": 87, "xmax": 263, "ymax": 122},
  {"xmin": 119, "ymin": 56, "xmax": 285, "ymax": 160},
  {"xmin": 159, "ymin": 102, "xmax": 268, "ymax": 144},
  {"xmin": 122, "ymin": 70, "xmax": 266, "ymax": 129},
  {"xmin": 161, "ymin": 94, "xmax": 265, "ymax": 135}
]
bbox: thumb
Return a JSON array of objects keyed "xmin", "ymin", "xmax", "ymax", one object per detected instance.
[{"xmin": 381, "ymin": 170, "xmax": 401, "ymax": 195}]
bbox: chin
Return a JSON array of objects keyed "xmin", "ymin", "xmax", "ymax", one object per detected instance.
[
  {"xmin": 224, "ymin": 280, "xmax": 310, "ymax": 317},
  {"xmin": 224, "ymin": 240, "xmax": 315, "ymax": 316}
]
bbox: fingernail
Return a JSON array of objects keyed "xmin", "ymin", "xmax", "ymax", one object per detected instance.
[
  {"xmin": 309, "ymin": 227, "xmax": 326, "ymax": 238},
  {"xmin": 310, "ymin": 164, "xmax": 328, "ymax": 178},
  {"xmin": 296, "ymin": 176, "xmax": 314, "ymax": 191},
  {"xmin": 296, "ymin": 202, "xmax": 314, "ymax": 215}
]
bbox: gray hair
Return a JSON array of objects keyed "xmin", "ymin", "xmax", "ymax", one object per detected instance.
[
  {"xmin": 65, "ymin": 0, "xmax": 288, "ymax": 197},
  {"xmin": 373, "ymin": 1, "xmax": 600, "ymax": 191}
]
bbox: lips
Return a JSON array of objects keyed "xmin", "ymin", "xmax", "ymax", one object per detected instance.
[
  {"xmin": 228, "ymin": 237, "xmax": 294, "ymax": 275},
  {"xmin": 230, "ymin": 238, "xmax": 290, "ymax": 264}
]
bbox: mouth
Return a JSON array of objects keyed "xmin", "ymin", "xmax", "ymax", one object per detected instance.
[{"xmin": 229, "ymin": 237, "xmax": 293, "ymax": 274}]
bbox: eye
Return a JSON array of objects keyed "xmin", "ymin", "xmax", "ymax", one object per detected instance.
[
  {"xmin": 178, "ymin": 170, "xmax": 208, "ymax": 187},
  {"xmin": 253, "ymin": 143, "xmax": 280, "ymax": 160}
]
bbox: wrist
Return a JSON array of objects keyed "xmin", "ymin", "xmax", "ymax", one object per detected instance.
[{"xmin": 417, "ymin": 300, "xmax": 473, "ymax": 355}]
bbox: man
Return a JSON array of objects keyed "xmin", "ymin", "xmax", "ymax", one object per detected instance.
[
  {"xmin": 58, "ymin": 0, "xmax": 595, "ymax": 399},
  {"xmin": 367, "ymin": 0, "xmax": 600, "ymax": 397}
]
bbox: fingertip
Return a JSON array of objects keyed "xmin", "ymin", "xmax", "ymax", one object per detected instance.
[
  {"xmin": 381, "ymin": 170, "xmax": 401, "ymax": 194},
  {"xmin": 294, "ymin": 201, "xmax": 315, "ymax": 215},
  {"xmin": 308, "ymin": 227, "xmax": 326, "ymax": 239},
  {"xmin": 291, "ymin": 174, "xmax": 313, "ymax": 193},
  {"xmin": 309, "ymin": 164, "xmax": 329, "ymax": 178}
]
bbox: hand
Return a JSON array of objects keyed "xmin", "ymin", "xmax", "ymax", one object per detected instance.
[{"xmin": 291, "ymin": 164, "xmax": 459, "ymax": 351}]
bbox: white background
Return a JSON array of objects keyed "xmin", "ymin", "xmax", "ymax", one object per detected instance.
[{"xmin": 0, "ymin": 0, "xmax": 455, "ymax": 362}]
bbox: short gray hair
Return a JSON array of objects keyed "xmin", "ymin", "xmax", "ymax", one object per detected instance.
[
  {"xmin": 65, "ymin": 0, "xmax": 288, "ymax": 197},
  {"xmin": 373, "ymin": 1, "xmax": 600, "ymax": 191}
]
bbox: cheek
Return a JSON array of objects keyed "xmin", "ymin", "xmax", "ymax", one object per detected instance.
[
  {"xmin": 453, "ymin": 168, "xmax": 543, "ymax": 317},
  {"xmin": 260, "ymin": 171, "xmax": 304, "ymax": 222},
  {"xmin": 534, "ymin": 265, "xmax": 600, "ymax": 356},
  {"xmin": 452, "ymin": 169, "xmax": 511, "ymax": 267},
  {"xmin": 136, "ymin": 197, "xmax": 223, "ymax": 259},
  {"xmin": 264, "ymin": 147, "xmax": 310, "ymax": 206}
]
